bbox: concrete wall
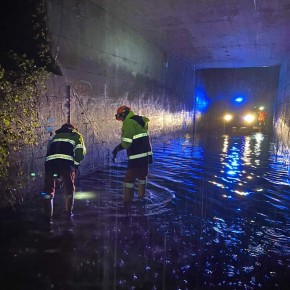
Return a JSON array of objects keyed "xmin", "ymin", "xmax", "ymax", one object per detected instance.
[
  {"xmin": 26, "ymin": 0, "xmax": 195, "ymax": 183},
  {"xmin": 273, "ymin": 59, "xmax": 290, "ymax": 166}
]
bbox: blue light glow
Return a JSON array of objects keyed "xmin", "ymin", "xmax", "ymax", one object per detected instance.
[
  {"xmin": 230, "ymin": 94, "xmax": 248, "ymax": 109},
  {"xmin": 234, "ymin": 97, "xmax": 243, "ymax": 103},
  {"xmin": 195, "ymin": 86, "xmax": 209, "ymax": 113}
]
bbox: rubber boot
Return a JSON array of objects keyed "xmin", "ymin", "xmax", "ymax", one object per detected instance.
[
  {"xmin": 42, "ymin": 198, "xmax": 53, "ymax": 221},
  {"xmin": 65, "ymin": 195, "xmax": 74, "ymax": 217},
  {"xmin": 123, "ymin": 186, "xmax": 134, "ymax": 204},
  {"xmin": 138, "ymin": 180, "xmax": 147, "ymax": 198}
]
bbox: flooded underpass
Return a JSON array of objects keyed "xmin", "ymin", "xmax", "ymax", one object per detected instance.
[{"xmin": 1, "ymin": 132, "xmax": 290, "ymax": 290}]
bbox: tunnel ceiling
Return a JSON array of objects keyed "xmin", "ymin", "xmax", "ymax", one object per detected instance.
[{"xmin": 97, "ymin": 0, "xmax": 290, "ymax": 69}]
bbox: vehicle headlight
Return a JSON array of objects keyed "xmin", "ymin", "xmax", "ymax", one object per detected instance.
[
  {"xmin": 224, "ymin": 114, "xmax": 233, "ymax": 121},
  {"xmin": 243, "ymin": 113, "xmax": 255, "ymax": 123}
]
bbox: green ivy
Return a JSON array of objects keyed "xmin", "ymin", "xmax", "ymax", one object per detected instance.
[
  {"xmin": 0, "ymin": 53, "xmax": 49, "ymax": 206},
  {"xmin": 0, "ymin": 0, "xmax": 51, "ymax": 207}
]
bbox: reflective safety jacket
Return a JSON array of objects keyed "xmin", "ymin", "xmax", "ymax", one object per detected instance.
[
  {"xmin": 258, "ymin": 111, "xmax": 267, "ymax": 122},
  {"xmin": 121, "ymin": 111, "xmax": 153, "ymax": 169},
  {"xmin": 45, "ymin": 127, "xmax": 86, "ymax": 168}
]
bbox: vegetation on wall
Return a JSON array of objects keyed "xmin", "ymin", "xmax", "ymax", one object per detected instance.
[
  {"xmin": 0, "ymin": 53, "xmax": 49, "ymax": 207},
  {"xmin": 0, "ymin": 0, "xmax": 52, "ymax": 208}
]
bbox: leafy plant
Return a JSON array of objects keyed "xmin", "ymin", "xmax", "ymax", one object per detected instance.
[
  {"xmin": 0, "ymin": 0, "xmax": 52, "ymax": 208},
  {"xmin": 0, "ymin": 53, "xmax": 49, "ymax": 207}
]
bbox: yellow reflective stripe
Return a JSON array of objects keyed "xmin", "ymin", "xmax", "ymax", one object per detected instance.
[
  {"xmin": 138, "ymin": 179, "xmax": 147, "ymax": 185},
  {"xmin": 124, "ymin": 182, "xmax": 134, "ymax": 188},
  {"xmin": 133, "ymin": 133, "xmax": 148, "ymax": 139},
  {"xmin": 51, "ymin": 138, "xmax": 76, "ymax": 146},
  {"xmin": 75, "ymin": 144, "xmax": 85, "ymax": 150},
  {"xmin": 74, "ymin": 144, "xmax": 87, "ymax": 155},
  {"xmin": 46, "ymin": 154, "xmax": 74, "ymax": 162},
  {"xmin": 128, "ymin": 151, "xmax": 153, "ymax": 160},
  {"xmin": 122, "ymin": 137, "xmax": 132, "ymax": 143},
  {"xmin": 74, "ymin": 161, "xmax": 80, "ymax": 165},
  {"xmin": 122, "ymin": 133, "xmax": 148, "ymax": 143}
]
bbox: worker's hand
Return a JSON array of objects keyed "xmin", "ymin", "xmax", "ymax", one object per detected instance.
[
  {"xmin": 112, "ymin": 146, "xmax": 119, "ymax": 156},
  {"xmin": 74, "ymin": 165, "xmax": 80, "ymax": 176},
  {"xmin": 112, "ymin": 144, "xmax": 124, "ymax": 162},
  {"xmin": 111, "ymin": 151, "xmax": 117, "ymax": 162}
]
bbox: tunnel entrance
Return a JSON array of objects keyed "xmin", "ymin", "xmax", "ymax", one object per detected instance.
[{"xmin": 194, "ymin": 66, "xmax": 280, "ymax": 135}]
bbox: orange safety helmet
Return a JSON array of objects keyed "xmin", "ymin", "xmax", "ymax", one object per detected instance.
[{"xmin": 115, "ymin": 106, "xmax": 131, "ymax": 121}]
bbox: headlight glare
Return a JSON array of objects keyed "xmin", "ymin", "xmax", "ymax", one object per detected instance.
[
  {"xmin": 243, "ymin": 113, "xmax": 255, "ymax": 123},
  {"xmin": 224, "ymin": 114, "xmax": 233, "ymax": 121}
]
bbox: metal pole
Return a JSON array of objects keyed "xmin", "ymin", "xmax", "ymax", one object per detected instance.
[{"xmin": 66, "ymin": 84, "xmax": 71, "ymax": 124}]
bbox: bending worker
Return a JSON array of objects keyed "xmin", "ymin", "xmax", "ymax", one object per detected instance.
[
  {"xmin": 112, "ymin": 106, "xmax": 153, "ymax": 204},
  {"xmin": 41, "ymin": 123, "xmax": 86, "ymax": 218}
]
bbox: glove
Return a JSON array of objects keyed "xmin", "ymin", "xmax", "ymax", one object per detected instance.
[
  {"xmin": 112, "ymin": 144, "xmax": 123, "ymax": 162},
  {"xmin": 112, "ymin": 153, "xmax": 117, "ymax": 163},
  {"xmin": 75, "ymin": 166, "xmax": 80, "ymax": 176}
]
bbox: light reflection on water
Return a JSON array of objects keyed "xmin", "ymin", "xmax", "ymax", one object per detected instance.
[
  {"xmin": 1, "ymin": 132, "xmax": 290, "ymax": 289},
  {"xmin": 73, "ymin": 132, "xmax": 290, "ymax": 289}
]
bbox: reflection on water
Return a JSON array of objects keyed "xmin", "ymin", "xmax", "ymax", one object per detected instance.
[{"xmin": 1, "ymin": 132, "xmax": 290, "ymax": 289}]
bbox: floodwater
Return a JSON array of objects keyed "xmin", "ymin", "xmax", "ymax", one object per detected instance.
[{"xmin": 1, "ymin": 132, "xmax": 290, "ymax": 290}]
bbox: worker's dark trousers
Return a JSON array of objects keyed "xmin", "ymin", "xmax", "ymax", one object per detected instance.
[{"xmin": 43, "ymin": 164, "xmax": 76, "ymax": 217}]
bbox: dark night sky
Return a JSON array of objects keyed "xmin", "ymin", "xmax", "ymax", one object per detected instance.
[
  {"xmin": 0, "ymin": 0, "xmax": 58, "ymax": 72},
  {"xmin": 0, "ymin": 1, "xmax": 36, "ymax": 58}
]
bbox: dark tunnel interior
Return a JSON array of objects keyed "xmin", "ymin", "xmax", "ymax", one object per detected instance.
[{"xmin": 196, "ymin": 66, "xmax": 280, "ymax": 133}]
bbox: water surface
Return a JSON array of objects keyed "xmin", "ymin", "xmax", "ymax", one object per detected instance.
[{"xmin": 1, "ymin": 132, "xmax": 290, "ymax": 289}]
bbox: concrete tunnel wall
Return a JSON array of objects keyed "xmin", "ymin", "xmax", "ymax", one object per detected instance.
[
  {"xmin": 26, "ymin": 0, "xmax": 195, "ymax": 188},
  {"xmin": 274, "ymin": 58, "xmax": 290, "ymax": 166}
]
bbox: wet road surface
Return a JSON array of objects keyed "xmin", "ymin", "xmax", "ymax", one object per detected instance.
[{"xmin": 0, "ymin": 132, "xmax": 290, "ymax": 289}]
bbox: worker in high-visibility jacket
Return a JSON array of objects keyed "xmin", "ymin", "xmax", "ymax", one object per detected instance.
[
  {"xmin": 257, "ymin": 109, "xmax": 267, "ymax": 127},
  {"xmin": 41, "ymin": 123, "xmax": 86, "ymax": 218},
  {"xmin": 112, "ymin": 106, "xmax": 153, "ymax": 204}
]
